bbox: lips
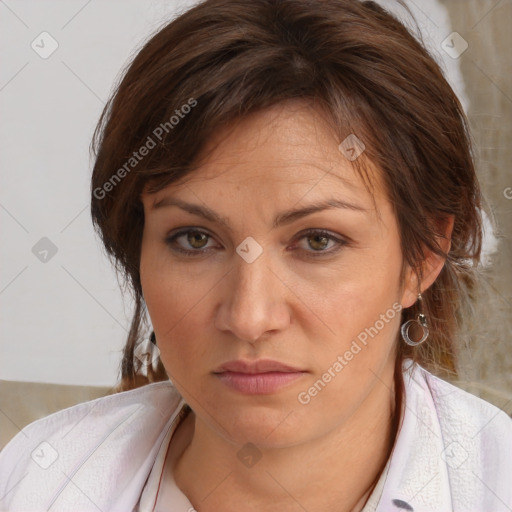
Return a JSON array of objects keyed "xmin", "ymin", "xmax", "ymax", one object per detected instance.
[
  {"xmin": 213, "ymin": 359, "xmax": 306, "ymax": 394},
  {"xmin": 215, "ymin": 359, "xmax": 303, "ymax": 374}
]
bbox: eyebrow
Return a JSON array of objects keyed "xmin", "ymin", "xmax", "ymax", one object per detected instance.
[{"xmin": 151, "ymin": 196, "xmax": 368, "ymax": 229}]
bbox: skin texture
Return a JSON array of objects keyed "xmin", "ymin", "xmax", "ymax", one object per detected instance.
[{"xmin": 139, "ymin": 101, "xmax": 451, "ymax": 511}]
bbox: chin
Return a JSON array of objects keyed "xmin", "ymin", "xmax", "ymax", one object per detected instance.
[{"xmin": 212, "ymin": 401, "xmax": 311, "ymax": 448}]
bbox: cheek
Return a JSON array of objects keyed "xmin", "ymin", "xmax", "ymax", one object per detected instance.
[
  {"xmin": 294, "ymin": 272, "xmax": 401, "ymax": 423},
  {"xmin": 299, "ymin": 243, "xmax": 403, "ymax": 374},
  {"xmin": 311, "ymin": 252, "xmax": 401, "ymax": 324},
  {"xmin": 141, "ymin": 233, "xmax": 202, "ymax": 319},
  {"xmin": 140, "ymin": 244, "xmax": 215, "ymax": 376},
  {"xmin": 313, "ymin": 282, "xmax": 401, "ymax": 374}
]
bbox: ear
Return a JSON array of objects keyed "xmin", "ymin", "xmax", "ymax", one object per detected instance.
[{"xmin": 400, "ymin": 215, "xmax": 455, "ymax": 308}]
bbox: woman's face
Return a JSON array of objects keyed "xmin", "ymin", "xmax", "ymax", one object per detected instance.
[{"xmin": 140, "ymin": 101, "xmax": 416, "ymax": 448}]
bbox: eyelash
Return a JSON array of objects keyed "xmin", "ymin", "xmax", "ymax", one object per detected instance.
[{"xmin": 164, "ymin": 228, "xmax": 347, "ymax": 258}]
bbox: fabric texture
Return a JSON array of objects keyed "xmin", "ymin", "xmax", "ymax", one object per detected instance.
[{"xmin": 0, "ymin": 361, "xmax": 510, "ymax": 511}]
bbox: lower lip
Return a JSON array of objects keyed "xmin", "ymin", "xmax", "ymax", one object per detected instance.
[{"xmin": 215, "ymin": 371, "xmax": 305, "ymax": 394}]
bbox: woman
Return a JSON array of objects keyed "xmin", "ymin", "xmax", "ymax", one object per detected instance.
[{"xmin": 1, "ymin": 0, "xmax": 510, "ymax": 510}]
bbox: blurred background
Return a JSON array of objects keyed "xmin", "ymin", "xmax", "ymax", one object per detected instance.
[{"xmin": 1, "ymin": 0, "xmax": 511, "ymax": 449}]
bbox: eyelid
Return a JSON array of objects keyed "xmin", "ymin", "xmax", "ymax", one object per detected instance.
[
  {"xmin": 289, "ymin": 228, "xmax": 348, "ymax": 257},
  {"xmin": 164, "ymin": 227, "xmax": 349, "ymax": 257},
  {"xmin": 165, "ymin": 227, "xmax": 220, "ymax": 256}
]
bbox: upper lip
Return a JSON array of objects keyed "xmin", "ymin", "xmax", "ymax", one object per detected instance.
[{"xmin": 214, "ymin": 359, "xmax": 304, "ymax": 374}]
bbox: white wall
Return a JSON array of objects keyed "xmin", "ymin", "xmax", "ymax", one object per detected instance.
[
  {"xmin": 0, "ymin": 0, "xmax": 473, "ymax": 386},
  {"xmin": 0, "ymin": 0, "xmax": 199, "ymax": 386}
]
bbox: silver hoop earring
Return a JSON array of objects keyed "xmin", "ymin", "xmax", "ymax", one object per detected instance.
[{"xmin": 401, "ymin": 293, "xmax": 429, "ymax": 346}]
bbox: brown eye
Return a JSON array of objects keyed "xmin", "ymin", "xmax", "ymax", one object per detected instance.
[
  {"xmin": 187, "ymin": 231, "xmax": 209, "ymax": 249},
  {"xmin": 306, "ymin": 233, "xmax": 330, "ymax": 251},
  {"xmin": 165, "ymin": 228, "xmax": 218, "ymax": 256},
  {"xmin": 292, "ymin": 229, "xmax": 348, "ymax": 258}
]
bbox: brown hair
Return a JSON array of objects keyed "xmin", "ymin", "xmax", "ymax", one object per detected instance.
[{"xmin": 90, "ymin": 0, "xmax": 482, "ymax": 402}]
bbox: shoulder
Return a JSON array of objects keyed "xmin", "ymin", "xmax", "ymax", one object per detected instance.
[
  {"xmin": 0, "ymin": 381, "xmax": 184, "ymax": 511},
  {"xmin": 408, "ymin": 362, "xmax": 512, "ymax": 509},
  {"xmin": 412, "ymin": 363, "xmax": 512, "ymax": 439},
  {"xmin": 1, "ymin": 380, "xmax": 180, "ymax": 449}
]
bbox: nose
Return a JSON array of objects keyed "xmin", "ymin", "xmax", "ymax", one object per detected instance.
[{"xmin": 214, "ymin": 247, "xmax": 291, "ymax": 343}]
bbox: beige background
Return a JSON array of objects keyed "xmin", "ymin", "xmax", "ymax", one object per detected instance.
[{"xmin": 441, "ymin": 0, "xmax": 512, "ymax": 413}]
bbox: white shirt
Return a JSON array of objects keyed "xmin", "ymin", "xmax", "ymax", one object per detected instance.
[{"xmin": 1, "ymin": 360, "xmax": 511, "ymax": 511}]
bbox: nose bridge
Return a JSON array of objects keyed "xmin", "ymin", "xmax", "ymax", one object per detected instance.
[
  {"xmin": 215, "ymin": 243, "xmax": 289, "ymax": 342},
  {"xmin": 233, "ymin": 249, "xmax": 270, "ymax": 303}
]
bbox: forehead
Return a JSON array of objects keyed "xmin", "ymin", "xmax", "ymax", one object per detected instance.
[{"xmin": 142, "ymin": 101, "xmax": 385, "ymax": 212}]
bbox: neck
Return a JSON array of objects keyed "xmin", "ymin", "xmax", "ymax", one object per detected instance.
[{"xmin": 173, "ymin": 368, "xmax": 399, "ymax": 512}]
